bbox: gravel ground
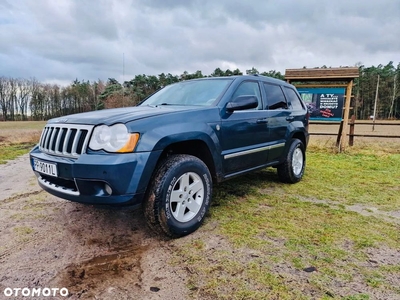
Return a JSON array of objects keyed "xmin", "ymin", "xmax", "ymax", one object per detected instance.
[{"xmin": 0, "ymin": 154, "xmax": 188, "ymax": 299}]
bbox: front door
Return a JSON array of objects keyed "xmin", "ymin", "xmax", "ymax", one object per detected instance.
[{"xmin": 220, "ymin": 81, "xmax": 270, "ymax": 175}]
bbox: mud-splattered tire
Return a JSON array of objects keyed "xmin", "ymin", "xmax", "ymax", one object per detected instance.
[
  {"xmin": 144, "ymin": 154, "xmax": 212, "ymax": 238},
  {"xmin": 277, "ymin": 139, "xmax": 305, "ymax": 183}
]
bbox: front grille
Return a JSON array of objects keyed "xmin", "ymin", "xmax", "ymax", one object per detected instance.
[{"xmin": 39, "ymin": 124, "xmax": 94, "ymax": 158}]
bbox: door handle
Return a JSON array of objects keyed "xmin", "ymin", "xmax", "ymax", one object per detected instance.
[
  {"xmin": 257, "ymin": 118, "xmax": 268, "ymax": 124},
  {"xmin": 286, "ymin": 116, "xmax": 295, "ymax": 122}
]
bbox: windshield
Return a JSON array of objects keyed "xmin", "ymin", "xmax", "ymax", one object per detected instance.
[{"xmin": 140, "ymin": 79, "xmax": 233, "ymax": 106}]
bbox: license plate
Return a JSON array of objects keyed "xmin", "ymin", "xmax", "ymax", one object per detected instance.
[{"xmin": 33, "ymin": 159, "xmax": 58, "ymax": 177}]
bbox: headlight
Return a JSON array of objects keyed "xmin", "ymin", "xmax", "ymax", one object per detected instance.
[{"xmin": 89, "ymin": 124, "xmax": 139, "ymax": 153}]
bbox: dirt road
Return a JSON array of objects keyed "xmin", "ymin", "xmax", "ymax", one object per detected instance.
[{"xmin": 0, "ymin": 155, "xmax": 188, "ymax": 299}]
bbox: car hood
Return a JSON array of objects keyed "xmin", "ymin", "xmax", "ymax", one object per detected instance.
[{"xmin": 47, "ymin": 105, "xmax": 196, "ymax": 126}]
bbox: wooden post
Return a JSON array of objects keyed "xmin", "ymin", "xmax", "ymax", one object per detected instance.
[
  {"xmin": 338, "ymin": 80, "xmax": 354, "ymax": 151},
  {"xmin": 372, "ymin": 74, "xmax": 379, "ymax": 131},
  {"xmin": 336, "ymin": 120, "xmax": 344, "ymax": 147},
  {"xmin": 349, "ymin": 115, "xmax": 356, "ymax": 146}
]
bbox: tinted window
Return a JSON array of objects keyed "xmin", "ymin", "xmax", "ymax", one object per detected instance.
[
  {"xmin": 263, "ymin": 83, "xmax": 287, "ymax": 110},
  {"xmin": 232, "ymin": 81, "xmax": 262, "ymax": 109},
  {"xmin": 284, "ymin": 87, "xmax": 305, "ymax": 110}
]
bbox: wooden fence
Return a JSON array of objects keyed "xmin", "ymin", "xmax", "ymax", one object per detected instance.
[{"xmin": 310, "ymin": 116, "xmax": 400, "ymax": 146}]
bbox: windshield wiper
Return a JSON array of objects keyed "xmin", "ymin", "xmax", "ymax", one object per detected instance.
[{"xmin": 155, "ymin": 103, "xmax": 180, "ymax": 107}]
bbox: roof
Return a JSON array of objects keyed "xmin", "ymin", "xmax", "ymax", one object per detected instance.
[{"xmin": 285, "ymin": 67, "xmax": 359, "ymax": 81}]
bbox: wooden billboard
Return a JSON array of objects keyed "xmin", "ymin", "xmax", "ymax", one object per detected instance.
[{"xmin": 285, "ymin": 67, "xmax": 359, "ymax": 151}]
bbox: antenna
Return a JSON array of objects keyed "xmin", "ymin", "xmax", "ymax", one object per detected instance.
[{"xmin": 122, "ymin": 52, "xmax": 125, "ymax": 107}]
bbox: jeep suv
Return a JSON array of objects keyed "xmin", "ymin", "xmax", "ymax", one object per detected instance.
[{"xmin": 30, "ymin": 75, "xmax": 309, "ymax": 237}]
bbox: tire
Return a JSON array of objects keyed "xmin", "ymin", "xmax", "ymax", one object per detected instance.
[
  {"xmin": 277, "ymin": 138, "xmax": 305, "ymax": 183},
  {"xmin": 144, "ymin": 154, "xmax": 212, "ymax": 238}
]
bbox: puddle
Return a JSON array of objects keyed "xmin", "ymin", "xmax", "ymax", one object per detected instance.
[{"xmin": 56, "ymin": 245, "xmax": 149, "ymax": 298}]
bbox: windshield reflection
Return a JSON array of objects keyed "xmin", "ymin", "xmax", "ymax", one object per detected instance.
[{"xmin": 140, "ymin": 79, "xmax": 233, "ymax": 106}]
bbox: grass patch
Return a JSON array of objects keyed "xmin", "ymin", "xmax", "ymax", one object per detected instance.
[
  {"xmin": 173, "ymin": 145, "xmax": 400, "ymax": 299},
  {"xmin": 287, "ymin": 152, "xmax": 400, "ymax": 209},
  {"xmin": 0, "ymin": 121, "xmax": 45, "ymax": 163},
  {"xmin": 0, "ymin": 143, "xmax": 36, "ymax": 164},
  {"xmin": 13, "ymin": 226, "xmax": 34, "ymax": 235}
]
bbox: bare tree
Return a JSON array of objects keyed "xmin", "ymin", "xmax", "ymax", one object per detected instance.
[
  {"xmin": 15, "ymin": 78, "xmax": 32, "ymax": 120},
  {"xmin": 5, "ymin": 78, "xmax": 17, "ymax": 121},
  {"xmin": 0, "ymin": 77, "xmax": 7, "ymax": 121}
]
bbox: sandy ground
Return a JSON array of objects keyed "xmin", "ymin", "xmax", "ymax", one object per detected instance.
[{"xmin": 0, "ymin": 154, "xmax": 188, "ymax": 299}]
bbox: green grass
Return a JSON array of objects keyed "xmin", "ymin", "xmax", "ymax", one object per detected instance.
[
  {"xmin": 0, "ymin": 143, "xmax": 36, "ymax": 164},
  {"xmin": 13, "ymin": 226, "xmax": 34, "ymax": 235},
  {"xmin": 172, "ymin": 146, "xmax": 400, "ymax": 299}
]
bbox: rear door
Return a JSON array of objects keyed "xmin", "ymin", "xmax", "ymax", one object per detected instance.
[{"xmin": 261, "ymin": 83, "xmax": 291, "ymax": 162}]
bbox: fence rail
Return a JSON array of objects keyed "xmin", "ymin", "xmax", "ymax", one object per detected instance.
[{"xmin": 309, "ymin": 116, "xmax": 400, "ymax": 146}]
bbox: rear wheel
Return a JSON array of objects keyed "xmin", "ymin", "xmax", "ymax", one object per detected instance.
[
  {"xmin": 144, "ymin": 154, "xmax": 212, "ymax": 238},
  {"xmin": 277, "ymin": 138, "xmax": 305, "ymax": 183}
]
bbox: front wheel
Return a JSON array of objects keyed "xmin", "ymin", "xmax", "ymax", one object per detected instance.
[
  {"xmin": 144, "ymin": 154, "xmax": 212, "ymax": 238},
  {"xmin": 277, "ymin": 138, "xmax": 306, "ymax": 183}
]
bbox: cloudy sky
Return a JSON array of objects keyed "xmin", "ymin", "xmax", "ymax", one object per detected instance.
[{"xmin": 1, "ymin": 0, "xmax": 399, "ymax": 85}]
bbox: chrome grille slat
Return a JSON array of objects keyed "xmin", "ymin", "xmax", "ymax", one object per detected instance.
[
  {"xmin": 81, "ymin": 131, "xmax": 91, "ymax": 154},
  {"xmin": 63, "ymin": 128, "xmax": 72, "ymax": 154},
  {"xmin": 71, "ymin": 130, "xmax": 80, "ymax": 155},
  {"xmin": 54, "ymin": 128, "xmax": 64, "ymax": 155},
  {"xmin": 44, "ymin": 127, "xmax": 52, "ymax": 149},
  {"xmin": 39, "ymin": 124, "xmax": 94, "ymax": 158},
  {"xmin": 39, "ymin": 127, "xmax": 47, "ymax": 147}
]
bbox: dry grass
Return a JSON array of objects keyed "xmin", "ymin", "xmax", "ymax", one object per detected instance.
[
  {"xmin": 0, "ymin": 121, "xmax": 46, "ymax": 163},
  {"xmin": 0, "ymin": 121, "xmax": 45, "ymax": 145}
]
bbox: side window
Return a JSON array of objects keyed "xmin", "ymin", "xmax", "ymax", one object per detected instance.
[
  {"xmin": 263, "ymin": 83, "xmax": 287, "ymax": 110},
  {"xmin": 284, "ymin": 87, "xmax": 305, "ymax": 111},
  {"xmin": 232, "ymin": 81, "xmax": 262, "ymax": 109}
]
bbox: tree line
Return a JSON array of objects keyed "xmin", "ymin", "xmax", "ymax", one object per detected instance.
[
  {"xmin": 0, "ymin": 63, "xmax": 399, "ymax": 121},
  {"xmin": 355, "ymin": 62, "xmax": 399, "ymax": 119}
]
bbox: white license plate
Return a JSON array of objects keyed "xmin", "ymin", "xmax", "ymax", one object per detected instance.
[{"xmin": 33, "ymin": 159, "xmax": 58, "ymax": 177}]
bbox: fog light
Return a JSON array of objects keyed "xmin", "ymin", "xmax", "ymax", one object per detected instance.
[{"xmin": 104, "ymin": 184, "xmax": 112, "ymax": 195}]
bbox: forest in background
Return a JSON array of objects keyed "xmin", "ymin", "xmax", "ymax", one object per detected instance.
[{"xmin": 0, "ymin": 62, "xmax": 399, "ymax": 121}]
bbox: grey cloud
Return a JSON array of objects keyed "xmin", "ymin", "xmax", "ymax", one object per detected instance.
[{"xmin": 0, "ymin": 0, "xmax": 399, "ymax": 84}]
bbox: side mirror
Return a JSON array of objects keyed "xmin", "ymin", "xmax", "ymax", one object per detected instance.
[{"xmin": 226, "ymin": 95, "xmax": 258, "ymax": 113}]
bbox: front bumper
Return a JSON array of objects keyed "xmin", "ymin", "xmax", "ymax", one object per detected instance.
[{"xmin": 29, "ymin": 145, "xmax": 160, "ymax": 206}]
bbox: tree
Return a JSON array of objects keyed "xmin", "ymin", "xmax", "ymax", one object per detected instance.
[
  {"xmin": 246, "ymin": 67, "xmax": 259, "ymax": 75},
  {"xmin": 99, "ymin": 78, "xmax": 123, "ymax": 108},
  {"xmin": 0, "ymin": 77, "xmax": 8, "ymax": 121},
  {"xmin": 15, "ymin": 78, "xmax": 32, "ymax": 120},
  {"xmin": 2, "ymin": 62, "xmax": 400, "ymax": 121}
]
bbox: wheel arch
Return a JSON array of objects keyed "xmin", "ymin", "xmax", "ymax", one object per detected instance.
[
  {"xmin": 157, "ymin": 139, "xmax": 218, "ymax": 183},
  {"xmin": 290, "ymin": 131, "xmax": 307, "ymax": 150}
]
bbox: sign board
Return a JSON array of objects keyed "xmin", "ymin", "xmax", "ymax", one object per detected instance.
[{"xmin": 297, "ymin": 88, "xmax": 345, "ymax": 122}]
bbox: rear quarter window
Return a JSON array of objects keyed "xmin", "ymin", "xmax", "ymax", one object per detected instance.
[{"xmin": 284, "ymin": 87, "xmax": 305, "ymax": 111}]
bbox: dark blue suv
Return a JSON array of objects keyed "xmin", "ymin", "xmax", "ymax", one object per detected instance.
[{"xmin": 30, "ymin": 75, "xmax": 309, "ymax": 237}]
